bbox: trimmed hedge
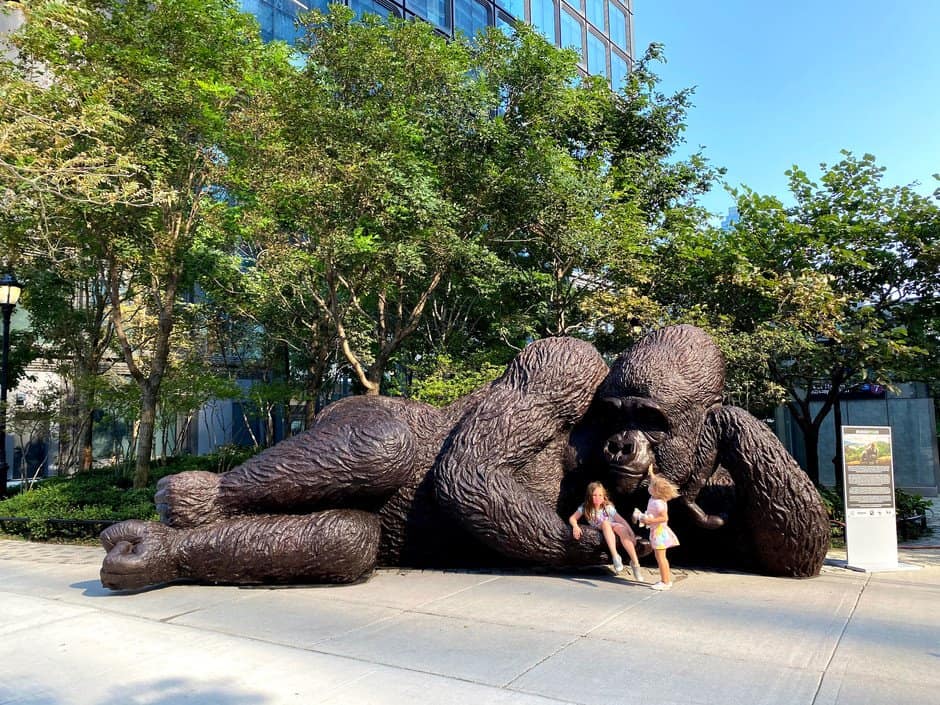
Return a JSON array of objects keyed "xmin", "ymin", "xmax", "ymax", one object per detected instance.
[{"xmin": 0, "ymin": 446, "xmax": 257, "ymax": 541}]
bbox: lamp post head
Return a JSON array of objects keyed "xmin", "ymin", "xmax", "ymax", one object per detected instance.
[{"xmin": 0, "ymin": 273, "xmax": 22, "ymax": 308}]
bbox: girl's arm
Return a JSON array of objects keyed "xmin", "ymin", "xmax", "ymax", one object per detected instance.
[{"xmin": 569, "ymin": 509, "xmax": 584, "ymax": 540}]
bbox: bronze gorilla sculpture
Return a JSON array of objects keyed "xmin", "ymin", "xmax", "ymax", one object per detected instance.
[{"xmin": 100, "ymin": 325, "xmax": 829, "ymax": 590}]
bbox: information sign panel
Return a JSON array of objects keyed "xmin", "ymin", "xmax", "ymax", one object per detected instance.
[{"xmin": 842, "ymin": 426, "xmax": 897, "ymax": 570}]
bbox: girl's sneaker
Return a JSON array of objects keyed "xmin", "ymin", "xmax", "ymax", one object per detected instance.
[
  {"xmin": 612, "ymin": 555, "xmax": 624, "ymax": 573},
  {"xmin": 650, "ymin": 581, "xmax": 672, "ymax": 591},
  {"xmin": 631, "ymin": 563, "xmax": 644, "ymax": 582}
]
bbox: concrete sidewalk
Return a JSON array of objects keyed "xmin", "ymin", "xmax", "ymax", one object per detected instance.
[{"xmin": 1, "ymin": 539, "xmax": 938, "ymax": 705}]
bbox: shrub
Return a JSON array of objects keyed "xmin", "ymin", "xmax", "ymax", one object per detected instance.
[
  {"xmin": 0, "ymin": 447, "xmax": 261, "ymax": 541},
  {"xmin": 817, "ymin": 485, "xmax": 933, "ymax": 543},
  {"xmin": 895, "ymin": 488, "xmax": 932, "ymax": 519}
]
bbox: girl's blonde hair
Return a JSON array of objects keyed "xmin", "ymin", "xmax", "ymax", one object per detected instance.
[
  {"xmin": 582, "ymin": 481, "xmax": 610, "ymax": 524},
  {"xmin": 648, "ymin": 467, "xmax": 679, "ymax": 501}
]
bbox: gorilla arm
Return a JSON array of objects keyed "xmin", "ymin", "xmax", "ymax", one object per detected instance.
[
  {"xmin": 707, "ymin": 406, "xmax": 830, "ymax": 577},
  {"xmin": 100, "ymin": 510, "xmax": 381, "ymax": 590},
  {"xmin": 434, "ymin": 337, "xmax": 612, "ymax": 567}
]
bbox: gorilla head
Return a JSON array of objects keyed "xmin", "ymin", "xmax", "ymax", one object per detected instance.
[{"xmin": 596, "ymin": 325, "xmax": 725, "ymax": 495}]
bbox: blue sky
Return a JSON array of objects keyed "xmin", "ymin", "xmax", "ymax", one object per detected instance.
[{"xmin": 634, "ymin": 1, "xmax": 940, "ymax": 217}]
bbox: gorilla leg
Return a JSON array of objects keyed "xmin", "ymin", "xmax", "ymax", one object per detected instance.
[
  {"xmin": 157, "ymin": 398, "xmax": 417, "ymax": 528},
  {"xmin": 100, "ymin": 510, "xmax": 381, "ymax": 590}
]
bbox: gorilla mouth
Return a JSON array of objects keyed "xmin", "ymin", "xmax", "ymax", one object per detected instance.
[{"xmin": 606, "ymin": 463, "xmax": 649, "ymax": 481}]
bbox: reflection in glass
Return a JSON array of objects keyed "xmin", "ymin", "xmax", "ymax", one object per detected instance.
[
  {"xmin": 610, "ymin": 50, "xmax": 627, "ymax": 91},
  {"xmin": 587, "ymin": 31, "xmax": 607, "ymax": 78},
  {"xmin": 350, "ymin": 0, "xmax": 393, "ymax": 18},
  {"xmin": 496, "ymin": 0, "xmax": 525, "ymax": 21},
  {"xmin": 455, "ymin": 0, "xmax": 490, "ymax": 39},
  {"xmin": 607, "ymin": 1, "xmax": 626, "ymax": 50},
  {"xmin": 406, "ymin": 0, "xmax": 450, "ymax": 31},
  {"xmin": 560, "ymin": 8, "xmax": 583, "ymax": 61},
  {"xmin": 530, "ymin": 0, "xmax": 556, "ymax": 42},
  {"xmin": 585, "ymin": 0, "xmax": 604, "ymax": 29}
]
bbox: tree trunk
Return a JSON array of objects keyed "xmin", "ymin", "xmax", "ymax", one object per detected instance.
[
  {"xmin": 800, "ymin": 422, "xmax": 820, "ymax": 486},
  {"xmin": 81, "ymin": 408, "xmax": 95, "ymax": 472},
  {"xmin": 364, "ymin": 365, "xmax": 383, "ymax": 396},
  {"xmin": 832, "ymin": 398, "xmax": 844, "ymax": 494},
  {"xmin": 133, "ymin": 386, "xmax": 157, "ymax": 489}
]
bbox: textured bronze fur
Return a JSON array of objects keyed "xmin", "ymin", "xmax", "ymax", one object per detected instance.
[{"xmin": 100, "ymin": 326, "xmax": 828, "ymax": 589}]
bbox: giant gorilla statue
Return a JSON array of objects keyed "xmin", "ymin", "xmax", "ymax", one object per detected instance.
[{"xmin": 100, "ymin": 325, "xmax": 829, "ymax": 590}]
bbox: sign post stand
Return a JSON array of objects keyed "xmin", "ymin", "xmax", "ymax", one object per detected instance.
[{"xmin": 842, "ymin": 426, "xmax": 902, "ymax": 571}]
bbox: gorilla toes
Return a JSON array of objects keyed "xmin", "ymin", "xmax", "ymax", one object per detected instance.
[
  {"xmin": 100, "ymin": 520, "xmax": 180, "ymax": 590},
  {"xmin": 155, "ymin": 471, "xmax": 223, "ymax": 528}
]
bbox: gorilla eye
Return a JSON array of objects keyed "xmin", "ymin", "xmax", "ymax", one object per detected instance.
[{"xmin": 633, "ymin": 406, "xmax": 669, "ymax": 434}]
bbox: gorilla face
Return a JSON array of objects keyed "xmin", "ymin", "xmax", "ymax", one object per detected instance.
[{"xmin": 599, "ymin": 396, "xmax": 670, "ymax": 494}]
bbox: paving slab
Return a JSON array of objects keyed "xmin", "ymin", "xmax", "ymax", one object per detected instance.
[
  {"xmin": 510, "ymin": 633, "xmax": 823, "ymax": 705},
  {"xmin": 0, "ymin": 591, "xmax": 93, "ymax": 637},
  {"xmin": 592, "ymin": 570, "xmax": 866, "ymax": 670},
  {"xmin": 314, "ymin": 609, "xmax": 577, "ymax": 687},
  {"xmin": 826, "ymin": 573, "xmax": 940, "ymax": 687},
  {"xmin": 169, "ymin": 587, "xmax": 404, "ymax": 647},
  {"xmin": 815, "ymin": 670, "xmax": 939, "ymax": 705},
  {"xmin": 0, "ymin": 596, "xmax": 375, "ymax": 705},
  {"xmin": 297, "ymin": 568, "xmax": 504, "ymax": 610},
  {"xmin": 414, "ymin": 572, "xmax": 652, "ymax": 634},
  {"xmin": 1, "ymin": 538, "xmax": 938, "ymax": 705}
]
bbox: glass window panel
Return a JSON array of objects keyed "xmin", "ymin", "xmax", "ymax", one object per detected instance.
[
  {"xmin": 586, "ymin": 31, "xmax": 607, "ymax": 77},
  {"xmin": 585, "ymin": 0, "xmax": 604, "ymax": 29},
  {"xmin": 406, "ymin": 0, "xmax": 450, "ymax": 31},
  {"xmin": 240, "ymin": 0, "xmax": 274, "ymax": 42},
  {"xmin": 454, "ymin": 0, "xmax": 491, "ymax": 39},
  {"xmin": 560, "ymin": 8, "xmax": 583, "ymax": 61},
  {"xmin": 610, "ymin": 49, "xmax": 627, "ymax": 91},
  {"xmin": 607, "ymin": 1, "xmax": 626, "ymax": 50},
  {"xmin": 496, "ymin": 10, "xmax": 515, "ymax": 34},
  {"xmin": 496, "ymin": 0, "xmax": 525, "ymax": 21},
  {"xmin": 272, "ymin": 0, "xmax": 305, "ymax": 44},
  {"xmin": 350, "ymin": 0, "xmax": 393, "ymax": 19},
  {"xmin": 530, "ymin": 0, "xmax": 556, "ymax": 42}
]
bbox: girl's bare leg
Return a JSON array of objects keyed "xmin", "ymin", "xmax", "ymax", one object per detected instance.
[
  {"xmin": 654, "ymin": 548, "xmax": 672, "ymax": 584},
  {"xmin": 599, "ymin": 521, "xmax": 621, "ymax": 563},
  {"xmin": 612, "ymin": 523, "xmax": 640, "ymax": 565}
]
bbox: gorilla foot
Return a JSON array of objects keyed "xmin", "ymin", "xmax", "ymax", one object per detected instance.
[
  {"xmin": 100, "ymin": 520, "xmax": 181, "ymax": 590},
  {"xmin": 155, "ymin": 471, "xmax": 224, "ymax": 528}
]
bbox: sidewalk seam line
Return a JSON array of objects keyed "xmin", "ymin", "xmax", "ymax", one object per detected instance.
[{"xmin": 810, "ymin": 572, "xmax": 870, "ymax": 705}]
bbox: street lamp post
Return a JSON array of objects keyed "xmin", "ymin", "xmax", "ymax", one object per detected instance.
[{"xmin": 0, "ymin": 272, "xmax": 23, "ymax": 498}]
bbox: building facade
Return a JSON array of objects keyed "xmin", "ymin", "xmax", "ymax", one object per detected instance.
[
  {"xmin": 774, "ymin": 383, "xmax": 940, "ymax": 497},
  {"xmin": 240, "ymin": 0, "xmax": 634, "ymax": 89}
]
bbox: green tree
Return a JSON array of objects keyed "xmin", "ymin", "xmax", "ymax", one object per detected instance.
[
  {"xmin": 2, "ymin": 0, "xmax": 290, "ymax": 487},
  {"xmin": 644, "ymin": 152, "xmax": 939, "ymax": 485},
  {"xmin": 228, "ymin": 11, "xmax": 508, "ymax": 395}
]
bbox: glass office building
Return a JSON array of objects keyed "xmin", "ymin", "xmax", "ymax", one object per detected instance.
[{"xmin": 240, "ymin": 0, "xmax": 633, "ymax": 88}]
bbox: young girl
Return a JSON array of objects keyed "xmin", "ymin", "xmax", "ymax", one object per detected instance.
[
  {"xmin": 569, "ymin": 482, "xmax": 643, "ymax": 581},
  {"xmin": 633, "ymin": 469, "xmax": 680, "ymax": 591}
]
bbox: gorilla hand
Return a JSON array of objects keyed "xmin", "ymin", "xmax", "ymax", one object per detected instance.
[
  {"xmin": 101, "ymin": 520, "xmax": 181, "ymax": 590},
  {"xmin": 155, "ymin": 471, "xmax": 224, "ymax": 528}
]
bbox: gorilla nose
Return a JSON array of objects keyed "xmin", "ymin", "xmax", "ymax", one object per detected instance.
[
  {"xmin": 605, "ymin": 433, "xmax": 645, "ymax": 467},
  {"xmin": 606, "ymin": 440, "xmax": 635, "ymax": 458}
]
